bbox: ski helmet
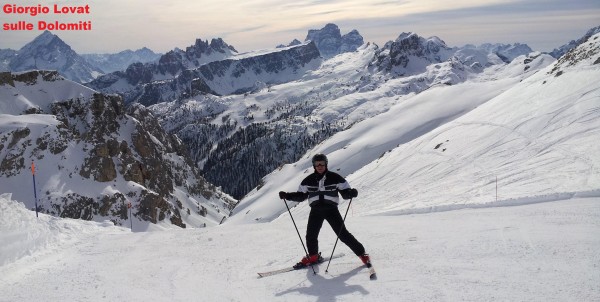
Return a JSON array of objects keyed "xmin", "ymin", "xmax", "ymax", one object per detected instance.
[{"xmin": 312, "ymin": 154, "xmax": 328, "ymax": 166}]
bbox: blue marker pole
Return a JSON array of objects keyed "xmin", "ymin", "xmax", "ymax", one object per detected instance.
[
  {"xmin": 31, "ymin": 161, "xmax": 39, "ymax": 218},
  {"xmin": 128, "ymin": 201, "xmax": 133, "ymax": 231}
]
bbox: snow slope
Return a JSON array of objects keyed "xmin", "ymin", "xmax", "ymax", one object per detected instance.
[
  {"xmin": 0, "ymin": 71, "xmax": 93, "ymax": 115},
  {"xmin": 0, "ymin": 71, "xmax": 235, "ymax": 229},
  {"xmin": 228, "ymin": 36, "xmax": 599, "ymax": 224},
  {"xmin": 0, "ymin": 194, "xmax": 598, "ymax": 301}
]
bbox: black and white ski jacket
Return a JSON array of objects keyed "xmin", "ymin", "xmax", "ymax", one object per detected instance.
[{"xmin": 286, "ymin": 170, "xmax": 354, "ymax": 206}]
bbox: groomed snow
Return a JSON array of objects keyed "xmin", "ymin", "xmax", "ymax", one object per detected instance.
[{"xmin": 0, "ymin": 194, "xmax": 598, "ymax": 301}]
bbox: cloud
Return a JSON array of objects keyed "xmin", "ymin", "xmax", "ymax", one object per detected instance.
[
  {"xmin": 0, "ymin": 0, "xmax": 597, "ymax": 53},
  {"xmin": 328, "ymin": 1, "xmax": 600, "ymax": 51}
]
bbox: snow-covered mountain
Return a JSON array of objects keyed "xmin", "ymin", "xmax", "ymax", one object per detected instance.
[
  {"xmin": 549, "ymin": 25, "xmax": 600, "ymax": 58},
  {"xmin": 81, "ymin": 47, "xmax": 162, "ymax": 73},
  {"xmin": 86, "ymin": 38, "xmax": 238, "ymax": 97},
  {"xmin": 463, "ymin": 42, "xmax": 533, "ymax": 63},
  {"xmin": 87, "ymin": 24, "xmax": 363, "ymax": 105},
  {"xmin": 373, "ymin": 33, "xmax": 534, "ymax": 77},
  {"xmin": 129, "ymin": 41, "xmax": 322, "ymax": 105},
  {"xmin": 6, "ymin": 31, "xmax": 103, "ymax": 83},
  {"xmin": 373, "ymin": 32, "xmax": 455, "ymax": 75},
  {"xmin": 0, "ymin": 70, "xmax": 235, "ymax": 229},
  {"xmin": 148, "ymin": 31, "xmax": 536, "ymax": 200},
  {"xmin": 228, "ymin": 31, "xmax": 600, "ymax": 224},
  {"xmin": 89, "ymin": 41, "xmax": 322, "ymax": 105},
  {"xmin": 0, "ymin": 49, "xmax": 17, "ymax": 71}
]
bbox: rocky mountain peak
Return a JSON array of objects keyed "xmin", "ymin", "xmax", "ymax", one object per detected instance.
[
  {"xmin": 305, "ymin": 23, "xmax": 364, "ymax": 58},
  {"xmin": 375, "ymin": 32, "xmax": 453, "ymax": 75},
  {"xmin": 11, "ymin": 31, "xmax": 70, "ymax": 62},
  {"xmin": 549, "ymin": 32, "xmax": 600, "ymax": 77},
  {"xmin": 276, "ymin": 39, "xmax": 302, "ymax": 48},
  {"xmin": 185, "ymin": 38, "xmax": 238, "ymax": 62},
  {"xmin": 392, "ymin": 32, "xmax": 449, "ymax": 55},
  {"xmin": 30, "ymin": 30, "xmax": 57, "ymax": 45},
  {"xmin": 8, "ymin": 31, "xmax": 102, "ymax": 83},
  {"xmin": 209, "ymin": 38, "xmax": 238, "ymax": 53}
]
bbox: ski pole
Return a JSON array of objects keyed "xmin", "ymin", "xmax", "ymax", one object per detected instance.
[
  {"xmin": 325, "ymin": 198, "xmax": 353, "ymax": 273},
  {"xmin": 282, "ymin": 198, "xmax": 316, "ymax": 275}
]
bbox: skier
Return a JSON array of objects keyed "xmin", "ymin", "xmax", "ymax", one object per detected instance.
[{"xmin": 279, "ymin": 153, "xmax": 370, "ymax": 269}]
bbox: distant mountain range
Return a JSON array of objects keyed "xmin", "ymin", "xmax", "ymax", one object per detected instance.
[
  {"xmin": 147, "ymin": 30, "xmax": 550, "ymax": 199},
  {"xmin": 86, "ymin": 37, "xmax": 240, "ymax": 104},
  {"xmin": 0, "ymin": 31, "xmax": 161, "ymax": 83},
  {"xmin": 81, "ymin": 48, "xmax": 162, "ymax": 73},
  {"xmin": 86, "ymin": 24, "xmax": 364, "ymax": 105},
  {"xmin": 3, "ymin": 25, "xmax": 598, "ymax": 85},
  {"xmin": 549, "ymin": 25, "xmax": 600, "ymax": 58},
  {"xmin": 2, "ymin": 31, "xmax": 103, "ymax": 83},
  {"xmin": 1, "ymin": 23, "xmax": 598, "ymax": 228}
]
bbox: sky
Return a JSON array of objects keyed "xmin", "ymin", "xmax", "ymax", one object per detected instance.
[{"xmin": 0, "ymin": 0, "xmax": 599, "ymax": 54}]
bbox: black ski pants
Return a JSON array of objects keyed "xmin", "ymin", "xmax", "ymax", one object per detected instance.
[{"xmin": 306, "ymin": 204, "xmax": 365, "ymax": 256}]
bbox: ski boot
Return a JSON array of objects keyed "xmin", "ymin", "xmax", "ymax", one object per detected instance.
[
  {"xmin": 293, "ymin": 253, "xmax": 323, "ymax": 269},
  {"xmin": 359, "ymin": 253, "xmax": 370, "ymax": 265}
]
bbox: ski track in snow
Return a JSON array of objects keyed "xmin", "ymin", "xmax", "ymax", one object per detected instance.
[{"xmin": 1, "ymin": 196, "xmax": 599, "ymax": 302}]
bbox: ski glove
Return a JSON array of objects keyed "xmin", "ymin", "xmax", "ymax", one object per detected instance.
[
  {"xmin": 340, "ymin": 188, "xmax": 358, "ymax": 199},
  {"xmin": 279, "ymin": 191, "xmax": 288, "ymax": 200}
]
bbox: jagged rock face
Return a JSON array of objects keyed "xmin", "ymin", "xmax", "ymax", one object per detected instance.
[
  {"xmin": 87, "ymin": 37, "xmax": 238, "ymax": 94},
  {"xmin": 374, "ymin": 32, "xmax": 454, "ymax": 75},
  {"xmin": 157, "ymin": 51, "xmax": 185, "ymax": 77},
  {"xmin": 341, "ymin": 30, "xmax": 364, "ymax": 53},
  {"xmin": 126, "ymin": 42, "xmax": 322, "ymax": 106},
  {"xmin": 49, "ymin": 95, "xmax": 183, "ymax": 199},
  {"xmin": 305, "ymin": 23, "xmax": 364, "ymax": 58},
  {"xmin": 0, "ymin": 128, "xmax": 29, "ymax": 177},
  {"xmin": 0, "ymin": 71, "xmax": 14, "ymax": 86},
  {"xmin": 124, "ymin": 69, "xmax": 218, "ymax": 106},
  {"xmin": 392, "ymin": 33, "xmax": 446, "ymax": 60},
  {"xmin": 0, "ymin": 69, "xmax": 63, "ymax": 87},
  {"xmin": 125, "ymin": 62, "xmax": 155, "ymax": 86},
  {"xmin": 8, "ymin": 31, "xmax": 102, "ymax": 83},
  {"xmin": 549, "ymin": 32, "xmax": 600, "ymax": 77},
  {"xmin": 0, "ymin": 71, "xmax": 236, "ymax": 228},
  {"xmin": 307, "ymin": 23, "xmax": 342, "ymax": 58},
  {"xmin": 179, "ymin": 38, "xmax": 238, "ymax": 70}
]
